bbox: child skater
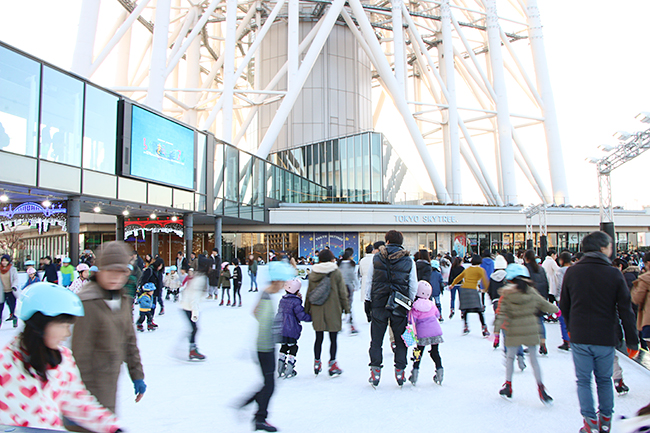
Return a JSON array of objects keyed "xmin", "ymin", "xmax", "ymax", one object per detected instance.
[
  {"xmin": 231, "ymin": 258, "xmax": 243, "ymax": 307},
  {"xmin": 409, "ymin": 281, "xmax": 444, "ymax": 386},
  {"xmin": 493, "ymin": 264, "xmax": 558, "ymax": 405},
  {"xmin": 276, "ymin": 279, "xmax": 312, "ymax": 379},
  {"xmin": 238, "ymin": 260, "xmax": 295, "ymax": 432},
  {"xmin": 136, "ymin": 283, "xmax": 156, "ymax": 332},
  {"xmin": 164, "ymin": 266, "xmax": 182, "ymax": 302},
  {"xmin": 218, "ymin": 262, "xmax": 232, "ymax": 306}
]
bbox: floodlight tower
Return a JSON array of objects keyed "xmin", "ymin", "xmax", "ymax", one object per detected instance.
[
  {"xmin": 70, "ymin": 0, "xmax": 570, "ymax": 206},
  {"xmin": 589, "ymin": 113, "xmax": 650, "ymax": 254}
]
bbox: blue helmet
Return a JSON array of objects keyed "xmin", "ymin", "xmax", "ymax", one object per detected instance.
[
  {"xmin": 17, "ymin": 282, "xmax": 84, "ymax": 321},
  {"xmin": 143, "ymin": 282, "xmax": 156, "ymax": 292},
  {"xmin": 505, "ymin": 264, "xmax": 530, "ymax": 281},
  {"xmin": 24, "ymin": 260, "xmax": 35, "ymax": 266},
  {"xmin": 268, "ymin": 261, "xmax": 296, "ymax": 282},
  {"xmin": 431, "ymin": 259, "xmax": 440, "ymax": 270},
  {"xmin": 89, "ymin": 266, "xmax": 99, "ymax": 272}
]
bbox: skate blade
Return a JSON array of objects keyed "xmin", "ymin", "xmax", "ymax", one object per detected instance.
[
  {"xmin": 541, "ymin": 400, "xmax": 553, "ymax": 407},
  {"xmin": 617, "ymin": 391, "xmax": 629, "ymax": 396},
  {"xmin": 500, "ymin": 395, "xmax": 513, "ymax": 402},
  {"xmin": 189, "ymin": 358, "xmax": 206, "ymax": 362}
]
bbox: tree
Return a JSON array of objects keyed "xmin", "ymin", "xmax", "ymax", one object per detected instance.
[{"xmin": 0, "ymin": 225, "xmax": 25, "ymax": 257}]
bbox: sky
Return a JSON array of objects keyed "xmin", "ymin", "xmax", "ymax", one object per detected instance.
[{"xmin": 0, "ymin": 0, "xmax": 649, "ymax": 208}]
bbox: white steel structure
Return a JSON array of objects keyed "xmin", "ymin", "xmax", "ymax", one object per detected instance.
[{"xmin": 71, "ymin": 0, "xmax": 569, "ymax": 206}]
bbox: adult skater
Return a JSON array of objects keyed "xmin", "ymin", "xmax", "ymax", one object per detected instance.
[
  {"xmin": 181, "ymin": 257, "xmax": 210, "ymax": 360},
  {"xmin": 207, "ymin": 248, "xmax": 222, "ymax": 299},
  {"xmin": 68, "ymin": 241, "xmax": 146, "ymax": 432},
  {"xmin": 238, "ymin": 260, "xmax": 295, "ymax": 432},
  {"xmin": 248, "ymin": 254, "xmax": 259, "ymax": 292},
  {"xmin": 560, "ymin": 231, "xmax": 639, "ymax": 433},
  {"xmin": 0, "ymin": 282, "xmax": 124, "ymax": 432},
  {"xmin": 338, "ymin": 248, "xmax": 358, "ymax": 334},
  {"xmin": 365, "ymin": 230, "xmax": 417, "ymax": 387},
  {"xmin": 305, "ymin": 249, "xmax": 349, "ymax": 376},
  {"xmin": 450, "ymin": 254, "xmax": 490, "ymax": 336},
  {"xmin": 0, "ymin": 253, "xmax": 19, "ymax": 327},
  {"xmin": 494, "ymin": 264, "xmax": 558, "ymax": 405}
]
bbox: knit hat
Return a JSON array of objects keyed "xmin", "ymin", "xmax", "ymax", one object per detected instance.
[
  {"xmin": 1, "ymin": 254, "xmax": 11, "ymax": 263},
  {"xmin": 284, "ymin": 279, "xmax": 301, "ymax": 294},
  {"xmin": 416, "ymin": 280, "xmax": 432, "ymax": 299},
  {"xmin": 494, "ymin": 255, "xmax": 508, "ymax": 270},
  {"xmin": 27, "ymin": 268, "xmax": 36, "ymax": 275},
  {"xmin": 95, "ymin": 241, "xmax": 130, "ymax": 271}
]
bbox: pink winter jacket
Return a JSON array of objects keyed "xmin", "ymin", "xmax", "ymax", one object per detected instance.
[
  {"xmin": 0, "ymin": 337, "xmax": 121, "ymax": 432},
  {"xmin": 410, "ymin": 298, "xmax": 442, "ymax": 339}
]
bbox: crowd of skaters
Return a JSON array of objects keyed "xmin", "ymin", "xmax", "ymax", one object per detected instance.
[{"xmin": 1, "ymin": 230, "xmax": 650, "ymax": 432}]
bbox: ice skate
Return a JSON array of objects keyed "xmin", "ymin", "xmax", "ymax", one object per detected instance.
[
  {"xmin": 219, "ymin": 299, "xmax": 224, "ymax": 306},
  {"xmin": 277, "ymin": 354, "xmax": 287, "ymax": 377},
  {"xmin": 238, "ymin": 301, "xmax": 242, "ymax": 307},
  {"xmin": 147, "ymin": 323, "xmax": 157, "ymax": 331},
  {"xmin": 538, "ymin": 384, "xmax": 553, "ymax": 406},
  {"xmin": 314, "ymin": 359, "xmax": 322, "ymax": 376},
  {"xmin": 579, "ymin": 417, "xmax": 598, "ymax": 433},
  {"xmin": 499, "ymin": 381, "xmax": 512, "ymax": 400},
  {"xmin": 137, "ymin": 324, "xmax": 144, "ymax": 332},
  {"xmin": 395, "ymin": 368, "xmax": 405, "ymax": 387},
  {"xmin": 369, "ymin": 366, "xmax": 381, "ymax": 388},
  {"xmin": 517, "ymin": 354, "xmax": 526, "ymax": 371},
  {"xmin": 449, "ymin": 309, "xmax": 455, "ymax": 319},
  {"xmin": 231, "ymin": 301, "xmax": 236, "ymax": 307},
  {"xmin": 159, "ymin": 308, "xmax": 165, "ymax": 316},
  {"xmin": 12, "ymin": 317, "xmax": 17, "ymax": 328},
  {"xmin": 350, "ymin": 325, "xmax": 359, "ymax": 335},
  {"xmin": 481, "ymin": 325, "xmax": 490, "ymax": 338},
  {"xmin": 284, "ymin": 356, "xmax": 297, "ymax": 379},
  {"xmin": 539, "ymin": 343, "xmax": 548, "ymax": 356},
  {"xmin": 254, "ymin": 420, "xmax": 278, "ymax": 432},
  {"xmin": 408, "ymin": 368, "xmax": 419, "ymax": 386},
  {"xmin": 615, "ymin": 379, "xmax": 629, "ymax": 395},
  {"xmin": 463, "ymin": 324, "xmax": 470, "ymax": 335},
  {"xmin": 558, "ymin": 341, "xmax": 570, "ymax": 351},
  {"xmin": 150, "ymin": 321, "xmax": 159, "ymax": 328},
  {"xmin": 433, "ymin": 367, "xmax": 444, "ymax": 385},
  {"xmin": 5, "ymin": 314, "xmax": 13, "ymax": 322},
  {"xmin": 328, "ymin": 360, "xmax": 342, "ymax": 377},
  {"xmin": 227, "ymin": 300, "xmax": 231, "ymax": 306},
  {"xmin": 189, "ymin": 344, "xmax": 206, "ymax": 361},
  {"xmin": 599, "ymin": 413, "xmax": 611, "ymax": 433}
]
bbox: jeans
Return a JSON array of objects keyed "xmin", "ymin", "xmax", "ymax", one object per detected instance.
[
  {"xmin": 184, "ymin": 310, "xmax": 197, "ymax": 344},
  {"xmin": 249, "ymin": 271, "xmax": 258, "ymax": 290},
  {"xmin": 151, "ymin": 289, "xmax": 164, "ymax": 315},
  {"xmin": 571, "ymin": 343, "xmax": 615, "ymax": 419},
  {"xmin": 559, "ymin": 316, "xmax": 569, "ymax": 341},
  {"xmin": 506, "ymin": 346, "xmax": 541, "ymax": 383},
  {"xmin": 242, "ymin": 351, "xmax": 275, "ymax": 423},
  {"xmin": 449, "ymin": 285, "xmax": 459, "ymax": 310},
  {"xmin": 369, "ymin": 308, "xmax": 408, "ymax": 370},
  {"xmin": 0, "ymin": 291, "xmax": 17, "ymax": 320},
  {"xmin": 538, "ymin": 316, "xmax": 546, "ymax": 339}
]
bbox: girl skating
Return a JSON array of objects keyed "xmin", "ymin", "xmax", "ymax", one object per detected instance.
[
  {"xmin": 408, "ymin": 281, "xmax": 444, "ymax": 386},
  {"xmin": 276, "ymin": 279, "xmax": 312, "ymax": 378}
]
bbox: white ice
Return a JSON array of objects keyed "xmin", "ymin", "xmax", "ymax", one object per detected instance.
[{"xmin": 2, "ymin": 268, "xmax": 650, "ymax": 433}]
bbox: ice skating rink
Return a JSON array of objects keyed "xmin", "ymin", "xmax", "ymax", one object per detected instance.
[{"xmin": 2, "ymin": 272, "xmax": 650, "ymax": 433}]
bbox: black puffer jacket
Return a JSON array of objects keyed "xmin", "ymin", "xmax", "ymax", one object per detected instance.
[
  {"xmin": 525, "ymin": 263, "xmax": 549, "ymax": 300},
  {"xmin": 370, "ymin": 245, "xmax": 412, "ymax": 311},
  {"xmin": 207, "ymin": 254, "xmax": 222, "ymax": 287},
  {"xmin": 416, "ymin": 260, "xmax": 432, "ymax": 284}
]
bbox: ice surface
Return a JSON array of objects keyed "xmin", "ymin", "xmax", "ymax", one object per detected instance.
[{"xmin": 2, "ymin": 269, "xmax": 650, "ymax": 433}]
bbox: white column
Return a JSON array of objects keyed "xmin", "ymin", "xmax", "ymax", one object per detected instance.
[
  {"xmin": 222, "ymin": 0, "xmax": 239, "ymax": 144},
  {"xmin": 392, "ymin": 0, "xmax": 406, "ymax": 96},
  {"xmin": 524, "ymin": 0, "xmax": 569, "ymax": 205},
  {"xmin": 146, "ymin": 0, "xmax": 172, "ymax": 111},
  {"xmin": 183, "ymin": 6, "xmax": 201, "ymax": 126},
  {"xmin": 115, "ymin": 11, "xmax": 131, "ymax": 87},
  {"xmin": 71, "ymin": 0, "xmax": 101, "ymax": 77},
  {"xmin": 485, "ymin": 0, "xmax": 516, "ymax": 204},
  {"xmin": 288, "ymin": 0, "xmax": 300, "ymax": 91}
]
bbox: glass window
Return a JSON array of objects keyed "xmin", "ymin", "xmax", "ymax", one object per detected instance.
[
  {"xmin": 332, "ymin": 140, "xmax": 339, "ymax": 199},
  {"xmin": 253, "ymin": 157, "xmax": 265, "ymax": 206},
  {"xmin": 224, "ymin": 145, "xmax": 239, "ymax": 202},
  {"xmin": 313, "ymin": 143, "xmax": 320, "ymax": 185},
  {"xmin": 514, "ymin": 233, "xmax": 525, "ymax": 253},
  {"xmin": 347, "ymin": 137, "xmax": 355, "ymax": 201},
  {"xmin": 82, "ymin": 85, "xmax": 117, "ymax": 173},
  {"xmin": 502, "ymin": 233, "xmax": 513, "ymax": 252},
  {"xmin": 340, "ymin": 138, "xmax": 347, "ymax": 201},
  {"xmin": 40, "ymin": 66, "xmax": 83, "ymax": 166},
  {"xmin": 239, "ymin": 152, "xmax": 252, "ymax": 206},
  {"xmin": 478, "ymin": 233, "xmax": 489, "ymax": 254},
  {"xmin": 371, "ymin": 133, "xmax": 382, "ymax": 202},
  {"xmin": 354, "ymin": 134, "xmax": 362, "ymax": 202},
  {"xmin": 195, "ymin": 133, "xmax": 207, "ymax": 194},
  {"xmin": 362, "ymin": 133, "xmax": 370, "ymax": 202},
  {"xmin": 0, "ymin": 46, "xmax": 40, "ymax": 157},
  {"xmin": 214, "ymin": 142, "xmax": 224, "ymax": 199},
  {"xmin": 490, "ymin": 233, "xmax": 502, "ymax": 253}
]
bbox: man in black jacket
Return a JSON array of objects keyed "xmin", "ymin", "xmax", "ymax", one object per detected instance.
[
  {"xmin": 364, "ymin": 230, "xmax": 417, "ymax": 387},
  {"xmin": 559, "ymin": 231, "xmax": 639, "ymax": 433}
]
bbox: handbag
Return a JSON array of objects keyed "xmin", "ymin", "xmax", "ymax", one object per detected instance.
[
  {"xmin": 401, "ymin": 311, "xmax": 418, "ymax": 347},
  {"xmin": 383, "ymin": 257, "xmax": 412, "ymax": 317}
]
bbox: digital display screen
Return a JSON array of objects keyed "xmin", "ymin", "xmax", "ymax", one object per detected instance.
[{"xmin": 130, "ymin": 105, "xmax": 194, "ymax": 189}]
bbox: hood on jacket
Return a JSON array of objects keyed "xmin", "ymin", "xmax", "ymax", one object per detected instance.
[
  {"xmin": 311, "ymin": 262, "xmax": 338, "ymax": 274},
  {"xmin": 498, "ymin": 284, "xmax": 537, "ymax": 305},
  {"xmin": 378, "ymin": 245, "xmax": 410, "ymax": 261},
  {"xmin": 490, "ymin": 269, "xmax": 507, "ymax": 282},
  {"xmin": 413, "ymin": 298, "xmax": 433, "ymax": 312}
]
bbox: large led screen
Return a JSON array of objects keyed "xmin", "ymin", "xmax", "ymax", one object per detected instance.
[{"xmin": 130, "ymin": 105, "xmax": 195, "ymax": 189}]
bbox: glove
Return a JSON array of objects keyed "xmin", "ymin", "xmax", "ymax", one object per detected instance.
[
  {"xmin": 133, "ymin": 379, "xmax": 147, "ymax": 396},
  {"xmin": 364, "ymin": 300, "xmax": 372, "ymax": 322},
  {"xmin": 548, "ymin": 294, "xmax": 556, "ymax": 304},
  {"xmin": 627, "ymin": 346, "xmax": 640, "ymax": 359},
  {"xmin": 191, "ymin": 313, "xmax": 199, "ymax": 322},
  {"xmin": 493, "ymin": 334, "xmax": 500, "ymax": 349}
]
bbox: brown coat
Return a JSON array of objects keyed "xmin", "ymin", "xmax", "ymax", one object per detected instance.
[
  {"xmin": 305, "ymin": 262, "xmax": 350, "ymax": 332},
  {"xmin": 632, "ymin": 272, "xmax": 650, "ymax": 331},
  {"xmin": 71, "ymin": 281, "xmax": 144, "ymax": 413}
]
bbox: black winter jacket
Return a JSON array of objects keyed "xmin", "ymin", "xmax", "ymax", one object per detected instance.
[
  {"xmin": 559, "ymin": 254, "xmax": 638, "ymax": 347},
  {"xmin": 208, "ymin": 254, "xmax": 222, "ymax": 286},
  {"xmin": 448, "ymin": 265, "xmax": 464, "ymax": 286},
  {"xmin": 525, "ymin": 263, "xmax": 549, "ymax": 299},
  {"xmin": 416, "ymin": 260, "xmax": 432, "ymax": 284},
  {"xmin": 141, "ymin": 267, "xmax": 163, "ymax": 292},
  {"xmin": 370, "ymin": 245, "xmax": 412, "ymax": 311}
]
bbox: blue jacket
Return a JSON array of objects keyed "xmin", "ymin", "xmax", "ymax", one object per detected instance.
[
  {"xmin": 480, "ymin": 258, "xmax": 494, "ymax": 291},
  {"xmin": 276, "ymin": 294, "xmax": 312, "ymax": 339},
  {"xmin": 430, "ymin": 269, "xmax": 444, "ymax": 298},
  {"xmin": 22, "ymin": 275, "xmax": 41, "ymax": 290},
  {"xmin": 138, "ymin": 293, "xmax": 153, "ymax": 311}
]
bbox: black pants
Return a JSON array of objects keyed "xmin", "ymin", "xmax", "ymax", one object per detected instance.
[
  {"xmin": 0, "ymin": 291, "xmax": 17, "ymax": 320},
  {"xmin": 280, "ymin": 343, "xmax": 298, "ymax": 356},
  {"xmin": 461, "ymin": 310, "xmax": 486, "ymax": 327},
  {"xmin": 412, "ymin": 344, "xmax": 442, "ymax": 370},
  {"xmin": 314, "ymin": 331, "xmax": 338, "ymax": 361},
  {"xmin": 221, "ymin": 287, "xmax": 231, "ymax": 302},
  {"xmin": 233, "ymin": 282, "xmax": 242, "ymax": 304},
  {"xmin": 184, "ymin": 310, "xmax": 198, "ymax": 344},
  {"xmin": 369, "ymin": 307, "xmax": 408, "ymax": 370},
  {"xmin": 151, "ymin": 289, "xmax": 164, "ymax": 315},
  {"xmin": 136, "ymin": 311, "xmax": 153, "ymax": 325},
  {"xmin": 242, "ymin": 351, "xmax": 275, "ymax": 423}
]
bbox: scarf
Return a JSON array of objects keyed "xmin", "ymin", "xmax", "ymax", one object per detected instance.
[
  {"xmin": 0, "ymin": 263, "xmax": 11, "ymax": 274},
  {"xmin": 583, "ymin": 251, "xmax": 612, "ymax": 264}
]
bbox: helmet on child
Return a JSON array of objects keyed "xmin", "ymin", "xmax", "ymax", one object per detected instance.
[
  {"xmin": 430, "ymin": 259, "xmax": 440, "ymax": 270},
  {"xmin": 416, "ymin": 280, "xmax": 432, "ymax": 299},
  {"xmin": 76, "ymin": 263, "xmax": 90, "ymax": 273},
  {"xmin": 17, "ymin": 282, "xmax": 84, "ymax": 321},
  {"xmin": 170, "ymin": 265, "xmax": 177, "ymax": 271},
  {"xmin": 24, "ymin": 260, "xmax": 35, "ymax": 266},
  {"xmin": 62, "ymin": 257, "xmax": 71, "ymax": 263},
  {"xmin": 143, "ymin": 282, "xmax": 156, "ymax": 292},
  {"xmin": 284, "ymin": 279, "xmax": 302, "ymax": 294},
  {"xmin": 26, "ymin": 268, "xmax": 36, "ymax": 275},
  {"xmin": 89, "ymin": 266, "xmax": 99, "ymax": 272},
  {"xmin": 505, "ymin": 264, "xmax": 530, "ymax": 281}
]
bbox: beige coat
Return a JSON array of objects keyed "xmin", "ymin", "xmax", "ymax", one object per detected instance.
[
  {"xmin": 71, "ymin": 281, "xmax": 144, "ymax": 413},
  {"xmin": 305, "ymin": 262, "xmax": 350, "ymax": 332},
  {"xmin": 632, "ymin": 272, "xmax": 650, "ymax": 331}
]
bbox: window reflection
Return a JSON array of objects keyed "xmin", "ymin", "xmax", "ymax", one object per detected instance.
[{"xmin": 83, "ymin": 85, "xmax": 117, "ymax": 173}]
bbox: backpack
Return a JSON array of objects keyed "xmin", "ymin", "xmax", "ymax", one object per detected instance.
[{"xmin": 308, "ymin": 273, "xmax": 332, "ymax": 306}]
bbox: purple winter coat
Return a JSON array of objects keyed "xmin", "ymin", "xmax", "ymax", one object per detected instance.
[
  {"xmin": 277, "ymin": 294, "xmax": 312, "ymax": 339},
  {"xmin": 410, "ymin": 298, "xmax": 442, "ymax": 339}
]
